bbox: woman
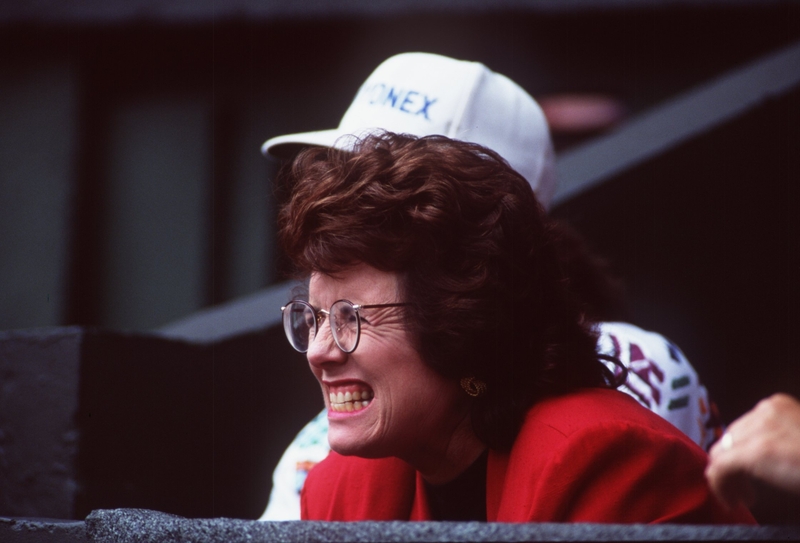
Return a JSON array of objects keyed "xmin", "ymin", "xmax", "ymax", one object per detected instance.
[{"xmin": 277, "ymin": 132, "xmax": 754, "ymax": 523}]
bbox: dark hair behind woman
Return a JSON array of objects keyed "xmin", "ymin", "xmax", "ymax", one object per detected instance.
[
  {"xmin": 550, "ymin": 219, "xmax": 630, "ymax": 323},
  {"xmin": 278, "ymin": 132, "xmax": 618, "ymax": 450}
]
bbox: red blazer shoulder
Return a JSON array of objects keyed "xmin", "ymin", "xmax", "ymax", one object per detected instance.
[{"xmin": 488, "ymin": 388, "xmax": 754, "ymax": 523}]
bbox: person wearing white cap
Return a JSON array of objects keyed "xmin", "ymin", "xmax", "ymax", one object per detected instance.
[
  {"xmin": 263, "ymin": 52, "xmax": 557, "ymax": 208},
  {"xmin": 259, "ymin": 52, "xmax": 722, "ymax": 521}
]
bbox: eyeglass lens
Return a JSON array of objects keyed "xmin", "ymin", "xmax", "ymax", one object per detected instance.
[
  {"xmin": 283, "ymin": 301, "xmax": 314, "ymax": 352},
  {"xmin": 282, "ymin": 300, "xmax": 361, "ymax": 353}
]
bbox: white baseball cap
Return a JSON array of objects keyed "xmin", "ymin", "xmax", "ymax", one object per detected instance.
[{"xmin": 262, "ymin": 52, "xmax": 557, "ymax": 208}]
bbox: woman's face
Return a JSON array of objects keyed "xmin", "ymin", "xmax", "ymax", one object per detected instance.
[{"xmin": 307, "ymin": 263, "xmax": 469, "ymax": 463}]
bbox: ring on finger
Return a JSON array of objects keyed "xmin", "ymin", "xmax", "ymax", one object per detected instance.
[{"xmin": 720, "ymin": 432, "xmax": 734, "ymax": 451}]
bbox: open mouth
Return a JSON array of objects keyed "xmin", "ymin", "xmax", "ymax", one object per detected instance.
[{"xmin": 328, "ymin": 388, "xmax": 373, "ymax": 412}]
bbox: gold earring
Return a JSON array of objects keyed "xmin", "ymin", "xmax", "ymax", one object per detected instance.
[{"xmin": 460, "ymin": 376, "xmax": 487, "ymax": 397}]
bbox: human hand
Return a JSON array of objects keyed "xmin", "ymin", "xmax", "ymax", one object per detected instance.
[{"xmin": 706, "ymin": 393, "xmax": 800, "ymax": 508}]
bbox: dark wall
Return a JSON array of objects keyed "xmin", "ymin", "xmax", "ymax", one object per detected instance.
[
  {"xmin": 0, "ymin": 325, "xmax": 321, "ymax": 520},
  {"xmin": 0, "ymin": 329, "xmax": 82, "ymax": 519},
  {"xmin": 71, "ymin": 327, "xmax": 319, "ymax": 519}
]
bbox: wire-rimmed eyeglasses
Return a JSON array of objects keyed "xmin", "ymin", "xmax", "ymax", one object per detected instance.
[{"xmin": 281, "ymin": 299, "xmax": 409, "ymax": 353}]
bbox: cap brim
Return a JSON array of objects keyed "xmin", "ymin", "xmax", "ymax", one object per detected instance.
[{"xmin": 261, "ymin": 129, "xmax": 346, "ymax": 159}]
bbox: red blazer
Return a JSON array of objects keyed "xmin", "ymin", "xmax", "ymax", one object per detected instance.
[{"xmin": 301, "ymin": 388, "xmax": 754, "ymax": 524}]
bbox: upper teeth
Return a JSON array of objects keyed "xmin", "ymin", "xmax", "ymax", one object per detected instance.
[{"xmin": 330, "ymin": 390, "xmax": 372, "ymax": 412}]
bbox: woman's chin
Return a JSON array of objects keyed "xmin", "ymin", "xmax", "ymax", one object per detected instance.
[
  {"xmin": 328, "ymin": 419, "xmax": 387, "ymax": 458},
  {"xmin": 328, "ymin": 433, "xmax": 375, "ymax": 457}
]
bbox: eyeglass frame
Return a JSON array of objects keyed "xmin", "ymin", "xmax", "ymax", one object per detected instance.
[{"xmin": 280, "ymin": 299, "xmax": 409, "ymax": 354}]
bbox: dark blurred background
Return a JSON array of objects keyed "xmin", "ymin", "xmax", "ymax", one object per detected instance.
[
  {"xmin": 0, "ymin": 0, "xmax": 798, "ymax": 523},
  {"xmin": 1, "ymin": 1, "xmax": 795, "ymax": 332}
]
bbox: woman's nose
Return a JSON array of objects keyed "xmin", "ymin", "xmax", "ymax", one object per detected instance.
[{"xmin": 306, "ymin": 321, "xmax": 347, "ymax": 367}]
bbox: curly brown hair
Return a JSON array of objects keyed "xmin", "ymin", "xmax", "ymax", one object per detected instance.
[{"xmin": 278, "ymin": 132, "xmax": 618, "ymax": 450}]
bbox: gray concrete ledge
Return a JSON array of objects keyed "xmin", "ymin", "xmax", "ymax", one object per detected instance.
[
  {"xmin": 84, "ymin": 509, "xmax": 800, "ymax": 543},
  {"xmin": 4, "ymin": 509, "xmax": 800, "ymax": 543},
  {"xmin": 0, "ymin": 517, "xmax": 85, "ymax": 543}
]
